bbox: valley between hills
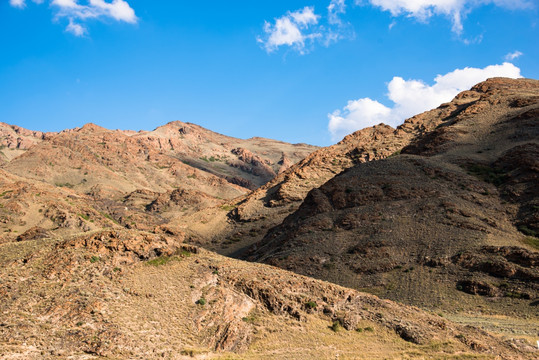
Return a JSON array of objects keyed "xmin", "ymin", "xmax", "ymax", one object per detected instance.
[{"xmin": 0, "ymin": 77, "xmax": 538, "ymax": 359}]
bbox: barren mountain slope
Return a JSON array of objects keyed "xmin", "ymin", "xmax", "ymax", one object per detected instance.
[
  {"xmin": 0, "ymin": 229, "xmax": 535, "ymax": 359},
  {"xmin": 0, "ymin": 122, "xmax": 55, "ymax": 163},
  {"xmin": 137, "ymin": 121, "xmax": 317, "ymax": 189},
  {"xmin": 0, "ymin": 169, "xmax": 128, "ymax": 245},
  {"xmin": 1, "ymin": 121, "xmax": 316, "ymax": 199},
  {"xmin": 246, "ymin": 78, "xmax": 539, "ymax": 329},
  {"xmin": 179, "ymin": 78, "xmax": 501, "ymax": 255},
  {"xmin": 0, "ymin": 121, "xmax": 316, "ymax": 237}
]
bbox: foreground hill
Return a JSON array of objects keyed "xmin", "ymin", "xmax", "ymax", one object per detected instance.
[
  {"xmin": 0, "ymin": 229, "xmax": 534, "ymax": 359},
  {"xmin": 245, "ymin": 78, "xmax": 538, "ymax": 328}
]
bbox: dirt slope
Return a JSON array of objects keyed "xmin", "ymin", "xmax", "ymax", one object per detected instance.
[{"xmin": 0, "ymin": 229, "xmax": 535, "ymax": 359}]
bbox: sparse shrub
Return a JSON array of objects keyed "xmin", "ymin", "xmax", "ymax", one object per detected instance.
[
  {"xmin": 518, "ymin": 225, "xmax": 537, "ymax": 237},
  {"xmin": 305, "ymin": 301, "xmax": 317, "ymax": 309},
  {"xmin": 90, "ymin": 256, "xmax": 100, "ymax": 263},
  {"xmin": 364, "ymin": 326, "xmax": 374, "ymax": 332},
  {"xmin": 55, "ymin": 182, "xmax": 74, "ymax": 188},
  {"xmin": 78, "ymin": 213, "xmax": 90, "ymax": 221},
  {"xmin": 522, "ymin": 236, "xmax": 539, "ymax": 250},
  {"xmin": 220, "ymin": 204, "xmax": 237, "ymax": 212},
  {"xmin": 197, "ymin": 297, "xmax": 206, "ymax": 306},
  {"xmin": 388, "ymin": 150, "xmax": 401, "ymax": 157},
  {"xmin": 0, "ymin": 190, "xmax": 13, "ymax": 197},
  {"xmin": 100, "ymin": 212, "xmax": 119, "ymax": 225},
  {"xmin": 179, "ymin": 249, "xmax": 192, "ymax": 257},
  {"xmin": 323, "ymin": 262, "xmax": 335, "ymax": 270},
  {"xmin": 146, "ymin": 256, "xmax": 176, "ymax": 266},
  {"xmin": 464, "ymin": 164, "xmax": 507, "ymax": 186},
  {"xmin": 242, "ymin": 314, "xmax": 257, "ymax": 323},
  {"xmin": 330, "ymin": 321, "xmax": 341, "ymax": 332}
]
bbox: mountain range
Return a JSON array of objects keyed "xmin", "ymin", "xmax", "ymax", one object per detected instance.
[{"xmin": 0, "ymin": 77, "xmax": 537, "ymax": 359}]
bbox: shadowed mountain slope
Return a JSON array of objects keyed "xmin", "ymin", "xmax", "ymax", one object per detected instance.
[{"xmin": 245, "ymin": 78, "xmax": 539, "ymax": 324}]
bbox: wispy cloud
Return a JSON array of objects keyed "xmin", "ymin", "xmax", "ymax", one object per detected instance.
[
  {"xmin": 9, "ymin": 0, "xmax": 26, "ymax": 8},
  {"xmin": 361, "ymin": 0, "xmax": 534, "ymax": 36},
  {"xmin": 66, "ymin": 17, "xmax": 86, "ymax": 36},
  {"xmin": 259, "ymin": 0, "xmax": 533, "ymax": 53},
  {"xmin": 9, "ymin": 0, "xmax": 138, "ymax": 36},
  {"xmin": 258, "ymin": 1, "xmax": 353, "ymax": 54},
  {"xmin": 505, "ymin": 50, "xmax": 523, "ymax": 61},
  {"xmin": 328, "ymin": 62, "xmax": 522, "ymax": 141}
]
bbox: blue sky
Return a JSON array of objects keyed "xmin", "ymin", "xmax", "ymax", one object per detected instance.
[{"xmin": 1, "ymin": 1, "xmax": 537, "ymax": 146}]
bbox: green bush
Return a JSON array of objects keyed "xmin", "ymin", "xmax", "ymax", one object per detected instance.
[
  {"xmin": 305, "ymin": 301, "xmax": 317, "ymax": 309},
  {"xmin": 465, "ymin": 164, "xmax": 507, "ymax": 186},
  {"xmin": 522, "ymin": 236, "xmax": 539, "ymax": 250},
  {"xmin": 330, "ymin": 321, "xmax": 341, "ymax": 332},
  {"xmin": 146, "ymin": 256, "xmax": 174, "ymax": 266},
  {"xmin": 78, "ymin": 213, "xmax": 90, "ymax": 221},
  {"xmin": 518, "ymin": 225, "xmax": 537, "ymax": 237}
]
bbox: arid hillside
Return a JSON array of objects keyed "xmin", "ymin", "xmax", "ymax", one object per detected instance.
[
  {"xmin": 0, "ymin": 78, "xmax": 538, "ymax": 359},
  {"xmin": 1, "ymin": 229, "xmax": 535, "ymax": 359},
  {"xmin": 0, "ymin": 121, "xmax": 316, "ymax": 244},
  {"xmin": 245, "ymin": 78, "xmax": 538, "ymax": 332},
  {"xmin": 2, "ymin": 121, "xmax": 316, "ymax": 198}
]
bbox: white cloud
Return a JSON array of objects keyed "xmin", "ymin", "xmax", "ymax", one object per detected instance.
[
  {"xmin": 10, "ymin": 0, "xmax": 137, "ymax": 35},
  {"xmin": 328, "ymin": 62, "xmax": 522, "ymax": 141},
  {"xmin": 9, "ymin": 0, "xmax": 44, "ymax": 8},
  {"xmin": 89, "ymin": 0, "xmax": 137, "ymax": 23},
  {"xmin": 362, "ymin": 0, "xmax": 534, "ymax": 35},
  {"xmin": 329, "ymin": 98, "xmax": 395, "ymax": 139},
  {"xmin": 258, "ymin": 7, "xmax": 320, "ymax": 54},
  {"xmin": 9, "ymin": 0, "xmax": 26, "ymax": 8},
  {"xmin": 66, "ymin": 17, "xmax": 86, "ymax": 36},
  {"xmin": 258, "ymin": 3, "xmax": 353, "ymax": 54},
  {"xmin": 289, "ymin": 6, "xmax": 319, "ymax": 26},
  {"xmin": 328, "ymin": 0, "xmax": 346, "ymax": 24},
  {"xmin": 505, "ymin": 50, "xmax": 523, "ymax": 61}
]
